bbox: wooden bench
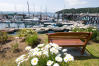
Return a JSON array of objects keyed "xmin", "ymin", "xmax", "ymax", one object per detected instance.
[{"xmin": 47, "ymin": 32, "xmax": 92, "ymax": 55}]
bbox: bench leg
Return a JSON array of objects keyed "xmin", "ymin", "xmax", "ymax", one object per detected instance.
[{"xmin": 81, "ymin": 46, "xmax": 86, "ymax": 55}]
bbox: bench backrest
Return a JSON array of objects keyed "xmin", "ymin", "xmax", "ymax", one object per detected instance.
[{"xmin": 47, "ymin": 32, "xmax": 92, "ymax": 45}]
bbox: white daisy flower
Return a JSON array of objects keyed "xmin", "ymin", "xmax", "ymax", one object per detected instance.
[
  {"xmin": 43, "ymin": 50, "xmax": 49, "ymax": 57},
  {"xmin": 45, "ymin": 44, "xmax": 51, "ymax": 49},
  {"xmin": 51, "ymin": 43, "xmax": 59, "ymax": 49},
  {"xmin": 33, "ymin": 51, "xmax": 38, "ymax": 56},
  {"xmin": 37, "ymin": 44, "xmax": 44, "ymax": 48},
  {"xmin": 50, "ymin": 47, "xmax": 59, "ymax": 54},
  {"xmin": 64, "ymin": 53, "xmax": 67, "ymax": 55},
  {"xmin": 28, "ymin": 50, "xmax": 34, "ymax": 57},
  {"xmin": 64, "ymin": 56, "xmax": 69, "ymax": 62},
  {"xmin": 53, "ymin": 63, "xmax": 60, "ymax": 66},
  {"xmin": 54, "ymin": 49, "xmax": 59, "ymax": 54},
  {"xmin": 66, "ymin": 54, "xmax": 74, "ymax": 61},
  {"xmin": 64, "ymin": 54, "xmax": 74, "ymax": 62},
  {"xmin": 47, "ymin": 60, "xmax": 53, "ymax": 66},
  {"xmin": 49, "ymin": 43, "xmax": 53, "ymax": 46},
  {"xmin": 37, "ymin": 51, "xmax": 42, "ymax": 56},
  {"xmin": 34, "ymin": 47, "xmax": 40, "ymax": 52},
  {"xmin": 29, "ymin": 49, "xmax": 34, "ymax": 52},
  {"xmin": 16, "ymin": 54, "xmax": 26, "ymax": 65},
  {"xmin": 55, "ymin": 56, "xmax": 62, "ymax": 62},
  {"xmin": 62, "ymin": 49, "xmax": 67, "ymax": 52},
  {"xmin": 31, "ymin": 58, "xmax": 38, "ymax": 65},
  {"xmin": 25, "ymin": 46, "xmax": 31, "ymax": 51}
]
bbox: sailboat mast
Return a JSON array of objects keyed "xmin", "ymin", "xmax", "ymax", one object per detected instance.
[
  {"xmin": 45, "ymin": 7, "xmax": 47, "ymax": 20},
  {"xmin": 14, "ymin": 5, "xmax": 17, "ymax": 13},
  {"xmin": 27, "ymin": 1, "xmax": 30, "ymax": 17},
  {"xmin": 40, "ymin": 6, "xmax": 42, "ymax": 21},
  {"xmin": 33, "ymin": 4, "xmax": 35, "ymax": 18},
  {"xmin": 62, "ymin": 4, "xmax": 65, "ymax": 22}
]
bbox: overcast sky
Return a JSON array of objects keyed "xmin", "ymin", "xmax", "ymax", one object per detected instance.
[{"xmin": 0, "ymin": 0, "xmax": 99, "ymax": 12}]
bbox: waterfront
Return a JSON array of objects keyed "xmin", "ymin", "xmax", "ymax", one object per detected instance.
[
  {"xmin": 0, "ymin": 21, "xmax": 99, "ymax": 35},
  {"xmin": 0, "ymin": 22, "xmax": 39, "ymax": 29},
  {"xmin": 0, "ymin": 21, "xmax": 99, "ymax": 29}
]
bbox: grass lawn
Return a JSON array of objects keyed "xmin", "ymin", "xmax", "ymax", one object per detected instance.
[
  {"xmin": 0, "ymin": 34, "xmax": 99, "ymax": 66},
  {"xmin": 69, "ymin": 42, "xmax": 99, "ymax": 66}
]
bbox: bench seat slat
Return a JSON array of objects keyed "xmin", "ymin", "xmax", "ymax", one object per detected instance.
[
  {"xmin": 49, "ymin": 36, "xmax": 88, "ymax": 39},
  {"xmin": 50, "ymin": 39, "xmax": 84, "ymax": 47}
]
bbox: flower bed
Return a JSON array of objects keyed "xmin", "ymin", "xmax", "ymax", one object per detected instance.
[{"xmin": 16, "ymin": 43, "xmax": 74, "ymax": 66}]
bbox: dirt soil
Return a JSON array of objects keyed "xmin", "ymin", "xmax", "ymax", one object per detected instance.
[
  {"xmin": 0, "ymin": 37, "xmax": 27, "ymax": 60},
  {"xmin": 0, "ymin": 34, "xmax": 48, "ymax": 60}
]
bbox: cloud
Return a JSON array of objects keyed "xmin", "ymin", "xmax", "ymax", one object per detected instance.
[
  {"xmin": 0, "ymin": 0, "xmax": 88, "ymax": 12},
  {"xmin": 0, "ymin": 2, "xmax": 46, "ymax": 12},
  {"xmin": 64, "ymin": 0, "xmax": 87, "ymax": 7},
  {"xmin": 0, "ymin": 2, "xmax": 26, "ymax": 11}
]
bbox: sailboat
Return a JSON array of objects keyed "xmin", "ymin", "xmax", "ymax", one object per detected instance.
[{"xmin": 23, "ymin": 1, "xmax": 40, "ymax": 22}]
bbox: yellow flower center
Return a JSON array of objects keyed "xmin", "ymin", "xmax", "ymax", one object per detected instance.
[
  {"xmin": 65, "ymin": 59, "xmax": 67, "ymax": 60},
  {"xmin": 33, "ymin": 60, "xmax": 36, "ymax": 63},
  {"xmin": 48, "ymin": 62, "xmax": 51, "ymax": 64}
]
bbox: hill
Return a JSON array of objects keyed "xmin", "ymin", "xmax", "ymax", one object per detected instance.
[{"xmin": 56, "ymin": 7, "xmax": 99, "ymax": 14}]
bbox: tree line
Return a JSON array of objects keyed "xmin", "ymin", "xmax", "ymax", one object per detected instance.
[{"xmin": 56, "ymin": 7, "xmax": 99, "ymax": 14}]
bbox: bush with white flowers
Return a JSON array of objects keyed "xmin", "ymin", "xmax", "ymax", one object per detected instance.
[{"xmin": 16, "ymin": 43, "xmax": 74, "ymax": 66}]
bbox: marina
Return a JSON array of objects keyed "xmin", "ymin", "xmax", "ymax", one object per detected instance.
[
  {"xmin": 0, "ymin": 12, "xmax": 99, "ymax": 35},
  {"xmin": 0, "ymin": 20, "xmax": 97, "ymax": 35}
]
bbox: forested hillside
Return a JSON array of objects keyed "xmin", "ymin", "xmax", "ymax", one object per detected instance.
[{"xmin": 57, "ymin": 7, "xmax": 99, "ymax": 14}]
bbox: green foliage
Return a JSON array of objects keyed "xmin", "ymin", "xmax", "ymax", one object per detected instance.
[
  {"xmin": 72, "ymin": 27, "xmax": 98, "ymax": 40},
  {"xmin": 57, "ymin": 7, "xmax": 99, "ymax": 14},
  {"xmin": 96, "ymin": 31, "xmax": 99, "ymax": 40},
  {"xmin": 25, "ymin": 33, "xmax": 38, "ymax": 46},
  {"xmin": 93, "ymin": 30, "xmax": 99, "ymax": 42},
  {"xmin": 18, "ymin": 29, "xmax": 36, "ymax": 38},
  {"xmin": 18, "ymin": 29, "xmax": 39, "ymax": 47},
  {"xmin": 72, "ymin": 27, "xmax": 85, "ymax": 32},
  {"xmin": 0, "ymin": 31, "xmax": 8, "ymax": 43}
]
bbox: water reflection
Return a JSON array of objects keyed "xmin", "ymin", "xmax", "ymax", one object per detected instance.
[{"xmin": 0, "ymin": 22, "xmax": 39, "ymax": 29}]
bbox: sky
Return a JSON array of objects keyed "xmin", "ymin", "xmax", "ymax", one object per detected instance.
[{"xmin": 0, "ymin": 0, "xmax": 99, "ymax": 12}]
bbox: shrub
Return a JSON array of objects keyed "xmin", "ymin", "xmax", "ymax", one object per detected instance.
[
  {"xmin": 18, "ymin": 29, "xmax": 27, "ymax": 38},
  {"xmin": 18, "ymin": 29, "xmax": 36, "ymax": 38},
  {"xmin": 93, "ymin": 30, "xmax": 99, "ymax": 42},
  {"xmin": 0, "ymin": 31, "xmax": 8, "ymax": 43},
  {"xmin": 72, "ymin": 27, "xmax": 98, "ymax": 40},
  {"xmin": 25, "ymin": 33, "xmax": 38, "ymax": 47},
  {"xmin": 18, "ymin": 29, "xmax": 39, "ymax": 47},
  {"xmin": 72, "ymin": 27, "xmax": 85, "ymax": 32}
]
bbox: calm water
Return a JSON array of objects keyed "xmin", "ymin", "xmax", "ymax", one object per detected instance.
[
  {"xmin": 0, "ymin": 22, "xmax": 99, "ymax": 30},
  {"xmin": 0, "ymin": 22, "xmax": 39, "ymax": 29}
]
